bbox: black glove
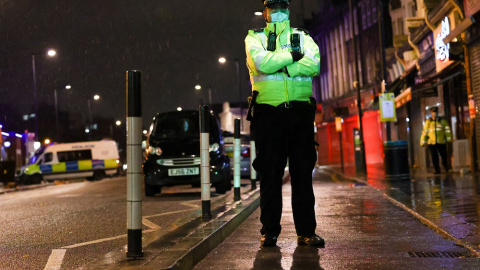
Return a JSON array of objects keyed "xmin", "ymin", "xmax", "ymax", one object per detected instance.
[{"xmin": 291, "ymin": 51, "xmax": 304, "ymax": 62}]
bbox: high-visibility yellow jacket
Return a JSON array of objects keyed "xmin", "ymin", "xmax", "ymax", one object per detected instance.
[
  {"xmin": 420, "ymin": 117, "xmax": 453, "ymax": 146},
  {"xmin": 245, "ymin": 20, "xmax": 320, "ymax": 106}
]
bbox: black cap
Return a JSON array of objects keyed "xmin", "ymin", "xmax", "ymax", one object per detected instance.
[
  {"xmin": 429, "ymin": 107, "xmax": 438, "ymax": 112},
  {"xmin": 263, "ymin": 0, "xmax": 290, "ymax": 8}
]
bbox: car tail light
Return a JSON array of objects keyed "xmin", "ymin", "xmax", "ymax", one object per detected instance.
[{"xmin": 241, "ymin": 148, "xmax": 250, "ymax": 157}]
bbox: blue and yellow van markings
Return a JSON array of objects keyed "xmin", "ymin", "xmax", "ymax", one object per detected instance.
[{"xmin": 25, "ymin": 159, "xmax": 118, "ymax": 175}]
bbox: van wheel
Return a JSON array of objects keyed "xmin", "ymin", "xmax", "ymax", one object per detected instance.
[
  {"xmin": 93, "ymin": 170, "xmax": 105, "ymax": 181},
  {"xmin": 145, "ymin": 184, "xmax": 160, "ymax": 197}
]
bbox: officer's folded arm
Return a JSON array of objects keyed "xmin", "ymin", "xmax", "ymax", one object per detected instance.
[{"xmin": 254, "ymin": 51, "xmax": 293, "ymax": 74}]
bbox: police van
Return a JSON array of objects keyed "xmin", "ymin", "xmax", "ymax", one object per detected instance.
[{"xmin": 17, "ymin": 140, "xmax": 120, "ymax": 184}]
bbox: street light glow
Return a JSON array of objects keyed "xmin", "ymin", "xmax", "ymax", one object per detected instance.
[
  {"xmin": 47, "ymin": 49, "xmax": 57, "ymax": 57},
  {"xmin": 177, "ymin": 107, "xmax": 182, "ymax": 111},
  {"xmin": 195, "ymin": 84, "xmax": 202, "ymax": 90},
  {"xmin": 218, "ymin": 57, "xmax": 226, "ymax": 64},
  {"xmin": 65, "ymin": 85, "xmax": 72, "ymax": 89},
  {"xmin": 93, "ymin": 94, "xmax": 100, "ymax": 100},
  {"xmin": 115, "ymin": 120, "xmax": 121, "ymax": 126},
  {"xmin": 255, "ymin": 11, "xmax": 263, "ymax": 16}
]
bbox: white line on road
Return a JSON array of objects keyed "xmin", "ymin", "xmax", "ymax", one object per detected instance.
[
  {"xmin": 180, "ymin": 200, "xmax": 201, "ymax": 209},
  {"xmin": 61, "ymin": 229, "xmax": 155, "ymax": 249},
  {"xmin": 143, "ymin": 217, "xmax": 161, "ymax": 230},
  {"xmin": 44, "ymin": 249, "xmax": 66, "ymax": 270},
  {"xmin": 143, "ymin": 209, "xmax": 193, "ymax": 218}
]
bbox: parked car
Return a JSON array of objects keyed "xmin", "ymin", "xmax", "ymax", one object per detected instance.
[
  {"xmin": 143, "ymin": 110, "xmax": 231, "ymax": 196},
  {"xmin": 223, "ymin": 132, "xmax": 251, "ymax": 178}
]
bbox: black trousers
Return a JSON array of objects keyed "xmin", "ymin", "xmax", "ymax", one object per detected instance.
[
  {"xmin": 427, "ymin": 144, "xmax": 448, "ymax": 173},
  {"xmin": 250, "ymin": 102, "xmax": 317, "ymax": 237}
]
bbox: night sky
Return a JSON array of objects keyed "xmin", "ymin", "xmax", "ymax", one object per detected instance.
[{"xmin": 0, "ymin": 0, "xmax": 322, "ymax": 134}]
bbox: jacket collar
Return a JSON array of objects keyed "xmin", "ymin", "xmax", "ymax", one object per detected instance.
[{"xmin": 265, "ymin": 20, "xmax": 290, "ymax": 35}]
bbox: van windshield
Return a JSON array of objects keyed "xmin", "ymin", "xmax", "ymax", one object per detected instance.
[
  {"xmin": 151, "ymin": 113, "xmax": 199, "ymax": 140},
  {"xmin": 28, "ymin": 145, "xmax": 47, "ymax": 165}
]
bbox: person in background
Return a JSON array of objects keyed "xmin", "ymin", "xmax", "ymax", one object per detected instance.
[{"xmin": 420, "ymin": 106, "xmax": 452, "ymax": 174}]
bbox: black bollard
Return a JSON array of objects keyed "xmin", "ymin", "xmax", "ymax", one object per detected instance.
[
  {"xmin": 200, "ymin": 105, "xmax": 212, "ymax": 219},
  {"xmin": 234, "ymin": 118, "xmax": 241, "ymax": 201},
  {"xmin": 126, "ymin": 70, "xmax": 143, "ymax": 258}
]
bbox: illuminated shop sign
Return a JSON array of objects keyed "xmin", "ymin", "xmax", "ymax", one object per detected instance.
[
  {"xmin": 436, "ymin": 17, "xmax": 450, "ymax": 61},
  {"xmin": 435, "ymin": 16, "xmax": 454, "ymax": 72}
]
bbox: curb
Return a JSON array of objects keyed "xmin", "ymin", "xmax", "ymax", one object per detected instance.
[
  {"xmin": 0, "ymin": 181, "xmax": 54, "ymax": 194},
  {"xmin": 320, "ymin": 167, "xmax": 480, "ymax": 257}
]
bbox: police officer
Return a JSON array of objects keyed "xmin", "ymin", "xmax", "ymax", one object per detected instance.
[
  {"xmin": 245, "ymin": 0, "xmax": 324, "ymax": 247},
  {"xmin": 420, "ymin": 107, "xmax": 452, "ymax": 174}
]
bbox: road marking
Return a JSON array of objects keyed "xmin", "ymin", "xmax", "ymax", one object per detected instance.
[
  {"xmin": 143, "ymin": 217, "xmax": 161, "ymax": 230},
  {"xmin": 180, "ymin": 200, "xmax": 201, "ymax": 209},
  {"xmin": 144, "ymin": 209, "xmax": 193, "ymax": 218},
  {"xmin": 61, "ymin": 230, "xmax": 156, "ymax": 249},
  {"xmin": 62, "ymin": 234, "xmax": 127, "ymax": 249},
  {"xmin": 44, "ymin": 249, "xmax": 66, "ymax": 270}
]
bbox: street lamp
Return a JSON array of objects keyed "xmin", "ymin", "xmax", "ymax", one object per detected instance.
[
  {"xmin": 54, "ymin": 84, "xmax": 71, "ymax": 142},
  {"xmin": 32, "ymin": 49, "xmax": 57, "ymax": 141},
  {"xmin": 218, "ymin": 56, "xmax": 242, "ymax": 130}
]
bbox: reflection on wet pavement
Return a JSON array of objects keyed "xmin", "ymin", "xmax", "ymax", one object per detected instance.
[{"xmin": 364, "ymin": 166, "xmax": 480, "ymax": 227}]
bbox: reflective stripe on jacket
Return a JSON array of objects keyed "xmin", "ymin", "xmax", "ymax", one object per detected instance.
[
  {"xmin": 245, "ymin": 20, "xmax": 320, "ymax": 106},
  {"xmin": 420, "ymin": 117, "xmax": 452, "ymax": 146}
]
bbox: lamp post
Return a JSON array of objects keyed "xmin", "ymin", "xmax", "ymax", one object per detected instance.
[
  {"xmin": 32, "ymin": 49, "xmax": 57, "ymax": 141},
  {"xmin": 219, "ymin": 57, "xmax": 242, "ymax": 131},
  {"xmin": 377, "ymin": 0, "xmax": 390, "ymax": 141},
  {"xmin": 54, "ymin": 84, "xmax": 71, "ymax": 142},
  {"xmin": 87, "ymin": 94, "xmax": 100, "ymax": 141},
  {"xmin": 349, "ymin": 0, "xmax": 367, "ymax": 175}
]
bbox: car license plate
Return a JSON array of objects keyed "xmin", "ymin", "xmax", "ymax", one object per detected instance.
[{"xmin": 168, "ymin": 167, "xmax": 199, "ymax": 176}]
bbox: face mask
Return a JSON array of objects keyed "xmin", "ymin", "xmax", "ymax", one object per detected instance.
[{"xmin": 269, "ymin": 9, "xmax": 289, "ymax": 22}]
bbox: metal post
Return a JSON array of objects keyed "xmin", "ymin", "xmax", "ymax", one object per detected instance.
[
  {"xmin": 200, "ymin": 105, "xmax": 212, "ymax": 219},
  {"xmin": 87, "ymin": 99, "xmax": 93, "ymax": 141},
  {"xmin": 54, "ymin": 89, "xmax": 59, "ymax": 142},
  {"xmin": 208, "ymin": 86, "xmax": 213, "ymax": 106},
  {"xmin": 32, "ymin": 54, "xmax": 38, "ymax": 141},
  {"xmin": 250, "ymin": 140, "xmax": 257, "ymax": 190},
  {"xmin": 126, "ymin": 70, "xmax": 143, "ymax": 258},
  {"xmin": 234, "ymin": 118, "xmax": 241, "ymax": 201},
  {"xmin": 349, "ymin": 0, "xmax": 367, "ymax": 175},
  {"xmin": 339, "ymin": 131, "xmax": 345, "ymax": 174},
  {"xmin": 377, "ymin": 0, "xmax": 390, "ymax": 141}
]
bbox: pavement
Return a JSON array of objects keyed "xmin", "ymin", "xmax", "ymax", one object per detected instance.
[{"xmin": 6, "ymin": 165, "xmax": 480, "ymax": 269}]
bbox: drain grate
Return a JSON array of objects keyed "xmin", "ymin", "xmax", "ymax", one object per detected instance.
[{"xmin": 408, "ymin": 251, "xmax": 471, "ymax": 258}]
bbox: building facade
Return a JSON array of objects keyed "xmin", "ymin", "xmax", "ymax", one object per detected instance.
[{"xmin": 311, "ymin": 0, "xmax": 477, "ymax": 173}]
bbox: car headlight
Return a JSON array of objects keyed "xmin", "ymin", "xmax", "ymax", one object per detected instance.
[{"xmin": 147, "ymin": 146, "xmax": 163, "ymax": 156}]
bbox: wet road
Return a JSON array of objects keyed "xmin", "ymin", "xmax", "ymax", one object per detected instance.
[{"xmin": 0, "ymin": 176, "xmax": 228, "ymax": 270}]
